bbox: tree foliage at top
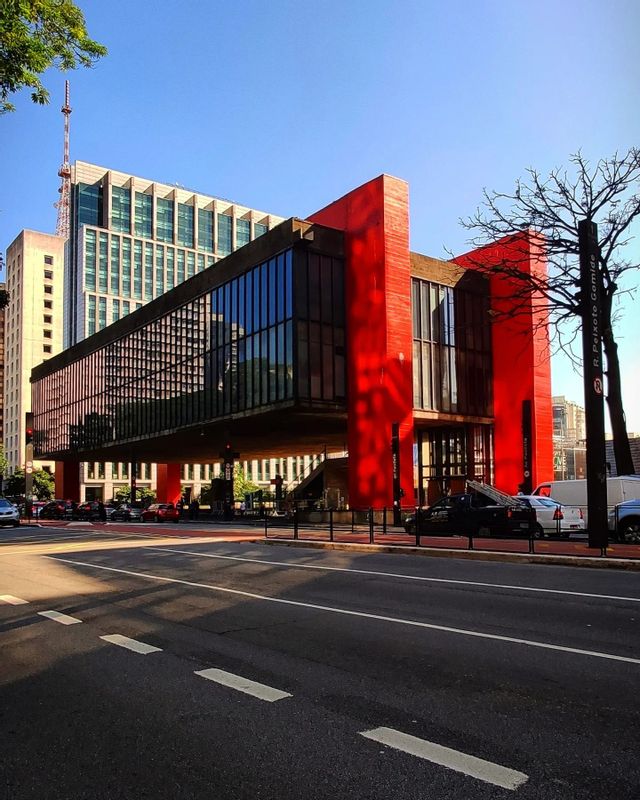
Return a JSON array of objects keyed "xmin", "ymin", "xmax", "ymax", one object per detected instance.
[
  {"xmin": 0, "ymin": 0, "xmax": 107, "ymax": 113},
  {"xmin": 461, "ymin": 148, "xmax": 640, "ymax": 474}
]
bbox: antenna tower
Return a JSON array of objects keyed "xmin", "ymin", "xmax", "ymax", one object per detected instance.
[{"xmin": 54, "ymin": 80, "xmax": 72, "ymax": 238}]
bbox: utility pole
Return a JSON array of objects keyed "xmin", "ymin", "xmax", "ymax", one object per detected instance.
[{"xmin": 578, "ymin": 219, "xmax": 608, "ymax": 549}]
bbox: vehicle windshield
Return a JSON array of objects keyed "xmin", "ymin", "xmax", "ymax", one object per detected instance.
[{"xmin": 0, "ymin": 499, "xmax": 15, "ymax": 509}]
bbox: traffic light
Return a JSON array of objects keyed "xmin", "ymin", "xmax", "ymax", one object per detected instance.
[{"xmin": 25, "ymin": 412, "xmax": 34, "ymax": 446}]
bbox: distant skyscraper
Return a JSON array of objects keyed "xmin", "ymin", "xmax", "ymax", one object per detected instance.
[{"xmin": 3, "ymin": 231, "xmax": 66, "ymax": 474}]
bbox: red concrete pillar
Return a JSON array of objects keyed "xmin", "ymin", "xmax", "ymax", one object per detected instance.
[
  {"xmin": 310, "ymin": 175, "xmax": 414, "ymax": 508},
  {"xmin": 156, "ymin": 463, "xmax": 182, "ymax": 504},
  {"xmin": 55, "ymin": 461, "xmax": 81, "ymax": 502},
  {"xmin": 454, "ymin": 233, "xmax": 553, "ymax": 493}
]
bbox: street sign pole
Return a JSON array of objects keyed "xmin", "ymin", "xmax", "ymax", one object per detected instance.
[{"xmin": 578, "ymin": 219, "xmax": 608, "ymax": 549}]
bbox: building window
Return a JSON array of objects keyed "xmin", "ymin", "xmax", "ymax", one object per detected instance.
[
  {"xmin": 99, "ymin": 233, "xmax": 108, "ymax": 292},
  {"xmin": 236, "ymin": 219, "xmax": 250, "ymax": 249},
  {"xmin": 155, "ymin": 245, "xmax": 164, "ymax": 297},
  {"xmin": 133, "ymin": 240, "xmax": 143, "ymax": 299},
  {"xmin": 111, "ymin": 186, "xmax": 131, "ymax": 232},
  {"xmin": 43, "ymin": 315, "xmax": 52, "ymax": 324},
  {"xmin": 156, "ymin": 198, "xmax": 174, "ymax": 243},
  {"xmin": 43, "ymin": 329, "xmax": 52, "ymax": 339},
  {"xmin": 110, "ymin": 234, "xmax": 120, "ymax": 294},
  {"xmin": 43, "ymin": 345, "xmax": 52, "ymax": 354},
  {"xmin": 144, "ymin": 243, "xmax": 153, "ymax": 301},
  {"xmin": 44, "ymin": 285, "xmax": 53, "ymax": 294},
  {"xmin": 134, "ymin": 192, "xmax": 153, "ymax": 238},
  {"xmin": 44, "ymin": 300, "xmax": 52, "ymax": 309},
  {"xmin": 85, "ymin": 229, "xmax": 96, "ymax": 290},
  {"xmin": 217, "ymin": 214, "xmax": 232, "ymax": 256},
  {"xmin": 98, "ymin": 462, "xmax": 105, "ymax": 479},
  {"xmin": 411, "ymin": 276, "xmax": 492, "ymax": 416},
  {"xmin": 98, "ymin": 297, "xmax": 107, "ymax": 330},
  {"xmin": 254, "ymin": 222, "xmax": 268, "ymax": 238},
  {"xmin": 44, "ymin": 270, "xmax": 53, "ymax": 280},
  {"xmin": 177, "ymin": 203, "xmax": 194, "ymax": 248},
  {"xmin": 77, "ymin": 183, "xmax": 103, "ymax": 227},
  {"xmin": 112, "ymin": 299, "xmax": 120, "ymax": 322},
  {"xmin": 44, "ymin": 255, "xmax": 54, "ymax": 265},
  {"xmin": 198, "ymin": 208, "xmax": 214, "ymax": 252},
  {"xmin": 88, "ymin": 295, "xmax": 96, "ymax": 336},
  {"xmin": 122, "ymin": 237, "xmax": 131, "ymax": 298}
]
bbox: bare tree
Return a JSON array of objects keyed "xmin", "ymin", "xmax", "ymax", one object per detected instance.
[{"xmin": 460, "ymin": 149, "xmax": 640, "ymax": 476}]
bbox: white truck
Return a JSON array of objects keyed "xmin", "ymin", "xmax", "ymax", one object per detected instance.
[{"xmin": 532, "ymin": 476, "xmax": 640, "ymax": 524}]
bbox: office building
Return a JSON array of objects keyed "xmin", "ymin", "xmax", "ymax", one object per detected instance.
[
  {"xmin": 3, "ymin": 231, "xmax": 66, "ymax": 475},
  {"xmin": 65, "ymin": 161, "xmax": 286, "ymax": 500}
]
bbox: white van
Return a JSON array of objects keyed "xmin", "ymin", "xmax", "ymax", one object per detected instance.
[{"xmin": 533, "ymin": 476, "xmax": 640, "ymax": 521}]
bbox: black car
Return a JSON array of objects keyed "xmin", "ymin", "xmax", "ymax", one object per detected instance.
[{"xmin": 39, "ymin": 500, "xmax": 78, "ymax": 520}]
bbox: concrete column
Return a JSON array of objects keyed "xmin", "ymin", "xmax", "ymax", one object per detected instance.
[
  {"xmin": 156, "ymin": 463, "xmax": 181, "ymax": 504},
  {"xmin": 55, "ymin": 461, "xmax": 81, "ymax": 502}
]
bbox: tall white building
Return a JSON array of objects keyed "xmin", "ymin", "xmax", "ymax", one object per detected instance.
[
  {"xmin": 3, "ymin": 230, "xmax": 66, "ymax": 474},
  {"xmin": 64, "ymin": 161, "xmax": 296, "ymax": 501}
]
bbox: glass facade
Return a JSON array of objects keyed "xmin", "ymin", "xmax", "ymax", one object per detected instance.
[
  {"xmin": 198, "ymin": 209, "xmax": 214, "ymax": 252},
  {"xmin": 33, "ymin": 240, "xmax": 346, "ymax": 456},
  {"xmin": 134, "ymin": 192, "xmax": 153, "ymax": 238},
  {"xmin": 411, "ymin": 277, "xmax": 492, "ymax": 416},
  {"xmin": 77, "ymin": 183, "xmax": 103, "ymax": 228},
  {"xmin": 236, "ymin": 219, "xmax": 250, "ymax": 249},
  {"xmin": 111, "ymin": 187, "xmax": 131, "ymax": 232},
  {"xmin": 218, "ymin": 214, "xmax": 232, "ymax": 256},
  {"xmin": 156, "ymin": 198, "xmax": 174, "ymax": 243},
  {"xmin": 254, "ymin": 222, "xmax": 268, "ymax": 238},
  {"xmin": 177, "ymin": 203, "xmax": 194, "ymax": 248}
]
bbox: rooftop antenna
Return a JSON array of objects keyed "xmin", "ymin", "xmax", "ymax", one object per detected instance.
[{"xmin": 54, "ymin": 80, "xmax": 72, "ymax": 238}]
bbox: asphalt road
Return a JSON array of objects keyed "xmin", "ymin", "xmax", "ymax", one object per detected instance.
[{"xmin": 1, "ymin": 525, "xmax": 640, "ymax": 799}]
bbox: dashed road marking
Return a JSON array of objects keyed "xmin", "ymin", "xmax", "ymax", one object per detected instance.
[
  {"xmin": 0, "ymin": 594, "xmax": 28, "ymax": 605},
  {"xmin": 100, "ymin": 634, "xmax": 162, "ymax": 654},
  {"xmin": 195, "ymin": 667, "xmax": 291, "ymax": 702},
  {"xmin": 38, "ymin": 610, "xmax": 82, "ymax": 625},
  {"xmin": 360, "ymin": 727, "xmax": 528, "ymax": 791}
]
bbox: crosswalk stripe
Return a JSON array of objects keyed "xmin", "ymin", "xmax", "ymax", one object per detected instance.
[
  {"xmin": 38, "ymin": 610, "xmax": 82, "ymax": 625},
  {"xmin": 100, "ymin": 634, "xmax": 162, "ymax": 654},
  {"xmin": 195, "ymin": 667, "xmax": 291, "ymax": 702}
]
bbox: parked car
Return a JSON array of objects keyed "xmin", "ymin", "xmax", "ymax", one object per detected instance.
[
  {"xmin": 141, "ymin": 503, "xmax": 180, "ymax": 523},
  {"xmin": 39, "ymin": 500, "xmax": 78, "ymax": 520},
  {"xmin": 609, "ymin": 499, "xmax": 640, "ymax": 544},
  {"xmin": 77, "ymin": 501, "xmax": 103, "ymax": 521},
  {"xmin": 404, "ymin": 481, "xmax": 536, "ymax": 537},
  {"xmin": 0, "ymin": 498, "xmax": 20, "ymax": 527},
  {"xmin": 110, "ymin": 503, "xmax": 145, "ymax": 522},
  {"xmin": 512, "ymin": 495, "xmax": 584, "ymax": 539}
]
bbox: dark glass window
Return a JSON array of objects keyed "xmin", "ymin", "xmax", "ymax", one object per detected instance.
[
  {"xmin": 254, "ymin": 222, "xmax": 268, "ymax": 238},
  {"xmin": 84, "ymin": 230, "xmax": 96, "ymax": 290},
  {"xmin": 177, "ymin": 203, "xmax": 194, "ymax": 248},
  {"xmin": 111, "ymin": 187, "xmax": 131, "ymax": 232},
  {"xmin": 198, "ymin": 208, "xmax": 214, "ymax": 252},
  {"xmin": 218, "ymin": 214, "xmax": 232, "ymax": 256},
  {"xmin": 411, "ymin": 276, "xmax": 492, "ymax": 415},
  {"xmin": 236, "ymin": 219, "xmax": 250, "ymax": 249},
  {"xmin": 78, "ymin": 183, "xmax": 103, "ymax": 228},
  {"xmin": 134, "ymin": 193, "xmax": 153, "ymax": 238},
  {"xmin": 156, "ymin": 198, "xmax": 174, "ymax": 243}
]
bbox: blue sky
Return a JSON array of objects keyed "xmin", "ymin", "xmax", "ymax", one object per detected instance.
[{"xmin": 1, "ymin": 0, "xmax": 639, "ymax": 427}]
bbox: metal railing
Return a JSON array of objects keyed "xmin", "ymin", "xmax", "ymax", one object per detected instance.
[{"xmin": 262, "ymin": 504, "xmax": 639, "ymax": 559}]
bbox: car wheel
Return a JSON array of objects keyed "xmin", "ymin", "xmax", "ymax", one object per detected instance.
[
  {"xmin": 155, "ymin": 514, "xmax": 161, "ymax": 523},
  {"xmin": 534, "ymin": 524, "xmax": 544, "ymax": 540},
  {"xmin": 619, "ymin": 518, "xmax": 640, "ymax": 544}
]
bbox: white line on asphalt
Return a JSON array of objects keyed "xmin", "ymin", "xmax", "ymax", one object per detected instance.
[
  {"xmin": 360, "ymin": 727, "xmax": 528, "ymax": 791},
  {"xmin": 38, "ymin": 610, "xmax": 82, "ymax": 625},
  {"xmin": 0, "ymin": 594, "xmax": 28, "ymax": 605},
  {"xmin": 143, "ymin": 546, "xmax": 640, "ymax": 605},
  {"xmin": 100, "ymin": 634, "xmax": 162, "ymax": 654},
  {"xmin": 45, "ymin": 556, "xmax": 640, "ymax": 666},
  {"xmin": 195, "ymin": 667, "xmax": 291, "ymax": 701}
]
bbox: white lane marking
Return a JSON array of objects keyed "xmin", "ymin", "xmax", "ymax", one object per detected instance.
[
  {"xmin": 0, "ymin": 594, "xmax": 29, "ymax": 605},
  {"xmin": 100, "ymin": 634, "xmax": 162, "ymax": 654},
  {"xmin": 45, "ymin": 556, "xmax": 640, "ymax": 666},
  {"xmin": 145, "ymin": 546, "xmax": 640, "ymax": 605},
  {"xmin": 38, "ymin": 610, "xmax": 82, "ymax": 625},
  {"xmin": 195, "ymin": 668, "xmax": 291, "ymax": 702},
  {"xmin": 360, "ymin": 727, "xmax": 528, "ymax": 791}
]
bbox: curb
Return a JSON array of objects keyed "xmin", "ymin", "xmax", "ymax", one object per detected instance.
[{"xmin": 262, "ymin": 538, "xmax": 640, "ymax": 571}]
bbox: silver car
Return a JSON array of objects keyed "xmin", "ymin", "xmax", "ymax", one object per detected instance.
[
  {"xmin": 110, "ymin": 503, "xmax": 145, "ymax": 522},
  {"xmin": 0, "ymin": 498, "xmax": 20, "ymax": 527}
]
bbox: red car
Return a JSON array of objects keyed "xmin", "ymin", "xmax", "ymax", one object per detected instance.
[{"xmin": 141, "ymin": 503, "xmax": 180, "ymax": 523}]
